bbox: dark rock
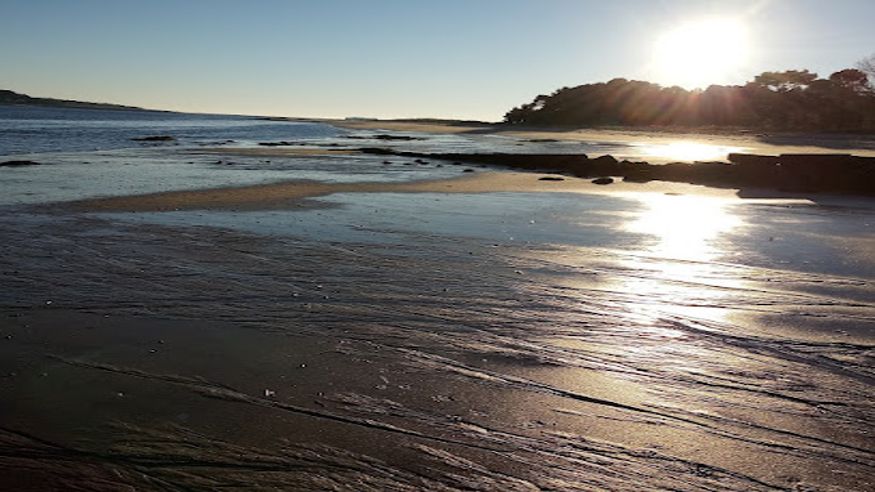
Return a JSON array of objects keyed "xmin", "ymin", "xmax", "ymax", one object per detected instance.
[
  {"xmin": 357, "ymin": 149, "xmax": 875, "ymax": 196},
  {"xmin": 538, "ymin": 176, "xmax": 565, "ymax": 181},
  {"xmin": 373, "ymin": 134, "xmax": 423, "ymax": 141},
  {"xmin": 591, "ymin": 177, "xmax": 614, "ymax": 185},
  {"xmin": 348, "ymin": 134, "xmax": 422, "ymax": 141},
  {"xmin": 779, "ymin": 154, "xmax": 852, "ymax": 168},
  {"xmin": 591, "ymin": 155, "xmax": 618, "ymax": 165},
  {"xmin": 0, "ymin": 160, "xmax": 40, "ymax": 167},
  {"xmin": 359, "ymin": 147, "xmax": 394, "ymax": 155},
  {"xmin": 583, "ymin": 155, "xmax": 620, "ymax": 176},
  {"xmin": 727, "ymin": 153, "xmax": 779, "ymax": 166},
  {"xmin": 258, "ymin": 141, "xmax": 294, "ymax": 147},
  {"xmin": 620, "ymin": 161, "xmax": 655, "ymax": 182},
  {"xmin": 622, "ymin": 174, "xmax": 652, "ymax": 183},
  {"xmin": 462, "ymin": 169, "xmax": 475, "ymax": 173},
  {"xmin": 131, "ymin": 135, "xmax": 175, "ymax": 142}
]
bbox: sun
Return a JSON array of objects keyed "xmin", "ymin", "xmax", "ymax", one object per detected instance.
[{"xmin": 651, "ymin": 17, "xmax": 751, "ymax": 89}]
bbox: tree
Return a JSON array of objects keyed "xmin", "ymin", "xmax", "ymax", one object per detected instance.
[
  {"xmin": 753, "ymin": 70, "xmax": 818, "ymax": 92},
  {"xmin": 829, "ymin": 69, "xmax": 870, "ymax": 93},
  {"xmin": 502, "ymin": 68, "xmax": 875, "ymax": 131},
  {"xmin": 857, "ymin": 53, "xmax": 875, "ymax": 87}
]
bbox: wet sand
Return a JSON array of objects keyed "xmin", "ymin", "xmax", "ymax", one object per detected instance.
[
  {"xmin": 69, "ymin": 171, "xmax": 737, "ymax": 212},
  {"xmin": 2, "ymin": 207, "xmax": 873, "ymax": 490}
]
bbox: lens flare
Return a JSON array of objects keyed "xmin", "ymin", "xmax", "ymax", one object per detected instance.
[{"xmin": 652, "ymin": 17, "xmax": 751, "ymax": 89}]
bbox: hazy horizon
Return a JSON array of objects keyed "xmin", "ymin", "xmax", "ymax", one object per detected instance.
[{"xmin": 2, "ymin": 0, "xmax": 873, "ymax": 120}]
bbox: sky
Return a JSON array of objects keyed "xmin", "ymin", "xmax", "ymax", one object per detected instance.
[{"xmin": 1, "ymin": 0, "xmax": 873, "ymax": 120}]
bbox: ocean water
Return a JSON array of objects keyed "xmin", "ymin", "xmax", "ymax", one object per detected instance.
[
  {"xmin": 0, "ymin": 104, "xmax": 341, "ymax": 156},
  {"xmin": 0, "ymin": 105, "xmax": 626, "ymax": 207},
  {"xmin": 0, "ymin": 105, "xmax": 467, "ymax": 205},
  {"xmin": 0, "ymin": 104, "xmax": 606, "ymax": 160}
]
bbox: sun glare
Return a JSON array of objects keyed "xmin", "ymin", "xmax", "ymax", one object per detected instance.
[
  {"xmin": 626, "ymin": 194, "xmax": 741, "ymax": 262},
  {"xmin": 640, "ymin": 141, "xmax": 745, "ymax": 162},
  {"xmin": 652, "ymin": 18, "xmax": 750, "ymax": 89},
  {"xmin": 618, "ymin": 194, "xmax": 744, "ymax": 324}
]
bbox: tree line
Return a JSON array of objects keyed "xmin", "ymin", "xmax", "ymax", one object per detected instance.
[{"xmin": 504, "ymin": 55, "xmax": 875, "ymax": 132}]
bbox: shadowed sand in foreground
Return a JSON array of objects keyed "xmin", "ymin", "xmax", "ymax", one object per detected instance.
[{"xmin": 2, "ymin": 199, "xmax": 873, "ymax": 489}]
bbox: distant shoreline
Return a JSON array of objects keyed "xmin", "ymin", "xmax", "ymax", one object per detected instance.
[
  {"xmin": 5, "ymin": 90, "xmax": 875, "ymax": 138},
  {"xmin": 0, "ymin": 89, "xmax": 155, "ymax": 112},
  {"xmin": 327, "ymin": 117, "xmax": 875, "ymax": 139},
  {"xmin": 323, "ymin": 118, "xmax": 875, "ymax": 156}
]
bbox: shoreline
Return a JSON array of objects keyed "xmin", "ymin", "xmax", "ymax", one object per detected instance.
[
  {"xmin": 66, "ymin": 171, "xmax": 741, "ymax": 213},
  {"xmin": 326, "ymin": 119, "xmax": 875, "ymax": 155},
  {"xmin": 60, "ymin": 145, "xmax": 874, "ymax": 214},
  {"xmin": 355, "ymin": 149, "xmax": 875, "ymax": 196}
]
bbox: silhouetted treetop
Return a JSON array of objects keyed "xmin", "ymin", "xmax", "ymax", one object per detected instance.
[
  {"xmin": 753, "ymin": 70, "xmax": 818, "ymax": 92},
  {"xmin": 858, "ymin": 53, "xmax": 875, "ymax": 85},
  {"xmin": 504, "ymin": 69, "xmax": 875, "ymax": 132},
  {"xmin": 829, "ymin": 69, "xmax": 870, "ymax": 93}
]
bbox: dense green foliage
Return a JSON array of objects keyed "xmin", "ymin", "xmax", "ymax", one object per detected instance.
[{"xmin": 504, "ymin": 69, "xmax": 875, "ymax": 131}]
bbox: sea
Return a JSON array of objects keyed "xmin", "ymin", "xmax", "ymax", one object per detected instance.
[
  {"xmin": 0, "ymin": 104, "xmax": 630, "ymax": 205},
  {"xmin": 0, "ymin": 105, "xmax": 340, "ymax": 156}
]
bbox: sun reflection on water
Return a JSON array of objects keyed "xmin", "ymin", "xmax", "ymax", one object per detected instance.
[
  {"xmin": 626, "ymin": 193, "xmax": 741, "ymax": 263},
  {"xmin": 638, "ymin": 141, "xmax": 744, "ymax": 162},
  {"xmin": 619, "ymin": 193, "xmax": 744, "ymax": 332}
]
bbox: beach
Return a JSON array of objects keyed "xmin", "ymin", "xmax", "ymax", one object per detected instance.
[{"xmin": 1, "ymin": 109, "xmax": 874, "ymax": 490}]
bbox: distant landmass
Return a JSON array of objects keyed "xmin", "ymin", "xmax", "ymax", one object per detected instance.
[{"xmin": 0, "ymin": 89, "xmax": 150, "ymax": 111}]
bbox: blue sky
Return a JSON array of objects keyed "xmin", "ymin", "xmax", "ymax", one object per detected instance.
[{"xmin": 1, "ymin": 0, "xmax": 873, "ymax": 120}]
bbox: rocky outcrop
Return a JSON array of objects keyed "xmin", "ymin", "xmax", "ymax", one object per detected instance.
[
  {"xmin": 345, "ymin": 134, "xmax": 424, "ymax": 141},
  {"xmin": 359, "ymin": 148, "xmax": 875, "ymax": 196},
  {"xmin": 0, "ymin": 160, "xmax": 40, "ymax": 167},
  {"xmin": 131, "ymin": 135, "xmax": 175, "ymax": 142},
  {"xmin": 258, "ymin": 141, "xmax": 294, "ymax": 146}
]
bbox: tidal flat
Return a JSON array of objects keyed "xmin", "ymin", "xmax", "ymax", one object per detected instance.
[{"xmin": 1, "ymin": 108, "xmax": 874, "ymax": 490}]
